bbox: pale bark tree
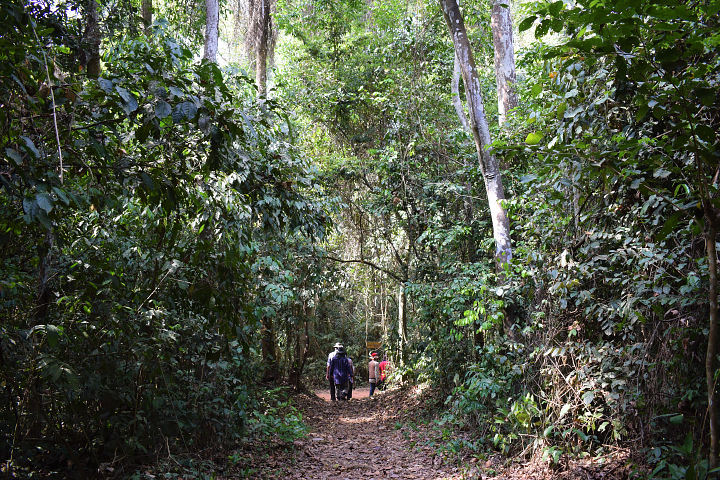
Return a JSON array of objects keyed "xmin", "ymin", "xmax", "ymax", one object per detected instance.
[
  {"xmin": 203, "ymin": 0, "xmax": 219, "ymax": 63},
  {"xmin": 491, "ymin": 0, "xmax": 518, "ymax": 125},
  {"xmin": 440, "ymin": 0, "xmax": 512, "ymax": 269},
  {"xmin": 451, "ymin": 54, "xmax": 471, "ymax": 134}
]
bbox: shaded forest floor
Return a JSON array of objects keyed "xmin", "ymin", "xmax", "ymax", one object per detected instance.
[{"xmin": 223, "ymin": 385, "xmax": 634, "ymax": 480}]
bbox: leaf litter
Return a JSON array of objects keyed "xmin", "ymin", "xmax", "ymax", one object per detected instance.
[{"xmin": 224, "ymin": 386, "xmax": 632, "ymax": 480}]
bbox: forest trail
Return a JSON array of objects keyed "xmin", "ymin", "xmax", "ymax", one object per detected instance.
[
  {"xmin": 237, "ymin": 386, "xmax": 633, "ymax": 480},
  {"xmin": 246, "ymin": 386, "xmax": 468, "ymax": 480}
]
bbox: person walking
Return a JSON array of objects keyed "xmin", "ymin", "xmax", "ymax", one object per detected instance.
[
  {"xmin": 329, "ymin": 346, "xmax": 353, "ymax": 401},
  {"xmin": 347, "ymin": 353, "xmax": 355, "ymax": 400},
  {"xmin": 378, "ymin": 356, "xmax": 388, "ymax": 391},
  {"xmin": 368, "ymin": 352, "xmax": 380, "ymax": 397},
  {"xmin": 326, "ymin": 342, "xmax": 342, "ymax": 401}
]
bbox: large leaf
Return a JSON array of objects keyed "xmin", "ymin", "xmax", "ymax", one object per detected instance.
[
  {"xmin": 525, "ymin": 132, "xmax": 544, "ymax": 145},
  {"xmin": 36, "ymin": 192, "xmax": 53, "ymax": 212},
  {"xmin": 116, "ymin": 86, "xmax": 138, "ymax": 112},
  {"xmin": 97, "ymin": 77, "xmax": 114, "ymax": 93},
  {"xmin": 155, "ymin": 99, "xmax": 172, "ymax": 119}
]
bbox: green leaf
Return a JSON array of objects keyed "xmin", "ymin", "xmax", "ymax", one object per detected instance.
[
  {"xmin": 52, "ymin": 187, "xmax": 71, "ymax": 205},
  {"xmin": 36, "ymin": 193, "xmax": 53, "ymax": 212},
  {"xmin": 559, "ymin": 403, "xmax": 572, "ymax": 419},
  {"xmin": 141, "ymin": 172, "xmax": 155, "ymax": 191},
  {"xmin": 37, "ymin": 210, "xmax": 53, "ymax": 230},
  {"xmin": 536, "ymin": 19, "xmax": 551, "ymax": 38},
  {"xmin": 564, "ymin": 106, "xmax": 583, "ymax": 118},
  {"xmin": 180, "ymin": 101, "xmax": 198, "ymax": 120},
  {"xmin": 136, "ymin": 123, "xmax": 151, "ymax": 144},
  {"xmin": 652, "ymin": 105, "xmax": 666, "ymax": 119},
  {"xmin": 519, "ymin": 15, "xmax": 536, "ymax": 32},
  {"xmin": 155, "ymin": 100, "xmax": 172, "ymax": 119},
  {"xmin": 6, "ymin": 147, "xmax": 23, "ymax": 165},
  {"xmin": 116, "ymin": 86, "xmax": 138, "ymax": 112},
  {"xmin": 656, "ymin": 211, "xmax": 682, "ymax": 242},
  {"xmin": 548, "ymin": 1, "xmax": 564, "ymax": 16},
  {"xmin": 525, "ymin": 132, "xmax": 543, "ymax": 145},
  {"xmin": 669, "ymin": 414, "xmax": 684, "ymax": 425},
  {"xmin": 20, "ymin": 136, "xmax": 40, "ymax": 158},
  {"xmin": 582, "ymin": 390, "xmax": 594, "ymax": 405},
  {"xmin": 520, "ymin": 174, "xmax": 538, "ymax": 183},
  {"xmin": 695, "ymin": 125, "xmax": 716, "ymax": 144},
  {"xmin": 46, "ymin": 325, "xmax": 59, "ymax": 348},
  {"xmin": 708, "ymin": 1, "xmax": 720, "ymax": 16},
  {"xmin": 98, "ymin": 77, "xmax": 114, "ymax": 93}
]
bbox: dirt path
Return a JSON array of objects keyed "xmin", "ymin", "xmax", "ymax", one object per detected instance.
[
  {"xmin": 229, "ymin": 386, "xmax": 633, "ymax": 480},
  {"xmin": 269, "ymin": 387, "xmax": 465, "ymax": 480}
]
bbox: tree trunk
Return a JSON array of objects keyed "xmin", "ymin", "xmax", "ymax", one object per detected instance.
[
  {"xmin": 255, "ymin": 0, "xmax": 271, "ymax": 97},
  {"xmin": 490, "ymin": 0, "xmax": 518, "ymax": 126},
  {"xmin": 84, "ymin": 0, "xmax": 101, "ymax": 77},
  {"xmin": 451, "ymin": 53, "xmax": 471, "ymax": 134},
  {"xmin": 261, "ymin": 317, "xmax": 278, "ymax": 382},
  {"xmin": 397, "ymin": 281, "xmax": 406, "ymax": 359},
  {"xmin": 440, "ymin": 0, "xmax": 512, "ymax": 269},
  {"xmin": 203, "ymin": 0, "xmax": 219, "ymax": 63},
  {"xmin": 706, "ymin": 217, "xmax": 719, "ymax": 469},
  {"xmin": 141, "ymin": 0, "xmax": 152, "ymax": 37}
]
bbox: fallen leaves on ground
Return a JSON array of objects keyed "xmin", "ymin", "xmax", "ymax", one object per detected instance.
[{"xmin": 226, "ymin": 386, "xmax": 633, "ymax": 480}]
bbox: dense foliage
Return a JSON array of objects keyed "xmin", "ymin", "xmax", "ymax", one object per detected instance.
[
  {"xmin": 3, "ymin": 0, "xmax": 720, "ymax": 476},
  {"xmin": 1, "ymin": 0, "xmax": 327, "ymax": 475},
  {"xmin": 276, "ymin": 0, "xmax": 720, "ymax": 472}
]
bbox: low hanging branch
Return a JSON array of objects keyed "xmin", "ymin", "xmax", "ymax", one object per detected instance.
[{"xmin": 324, "ymin": 254, "xmax": 404, "ymax": 283}]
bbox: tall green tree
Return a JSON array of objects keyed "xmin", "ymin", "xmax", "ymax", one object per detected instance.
[{"xmin": 440, "ymin": 0, "xmax": 512, "ymax": 272}]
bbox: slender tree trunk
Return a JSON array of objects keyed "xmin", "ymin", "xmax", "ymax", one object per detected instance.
[
  {"xmin": 452, "ymin": 52, "xmax": 478, "ymax": 263},
  {"xmin": 203, "ymin": 0, "xmax": 219, "ymax": 63},
  {"xmin": 397, "ymin": 283, "xmax": 406, "ymax": 346},
  {"xmin": 451, "ymin": 54, "xmax": 471, "ymax": 134},
  {"xmin": 255, "ymin": 0, "xmax": 271, "ymax": 97},
  {"xmin": 84, "ymin": 0, "xmax": 101, "ymax": 77},
  {"xmin": 440, "ymin": 0, "xmax": 512, "ymax": 269},
  {"xmin": 490, "ymin": 0, "xmax": 518, "ymax": 126},
  {"xmin": 706, "ymin": 217, "xmax": 719, "ymax": 469},
  {"xmin": 261, "ymin": 317, "xmax": 278, "ymax": 382},
  {"xmin": 141, "ymin": 0, "xmax": 152, "ymax": 37},
  {"xmin": 35, "ymin": 230, "xmax": 54, "ymax": 322}
]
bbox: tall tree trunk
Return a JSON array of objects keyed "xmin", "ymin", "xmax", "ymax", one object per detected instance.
[
  {"xmin": 397, "ymin": 282, "xmax": 406, "ymax": 356},
  {"xmin": 141, "ymin": 0, "xmax": 152, "ymax": 37},
  {"xmin": 490, "ymin": 0, "xmax": 518, "ymax": 126},
  {"xmin": 255, "ymin": 0, "xmax": 271, "ymax": 97},
  {"xmin": 204, "ymin": 0, "xmax": 219, "ymax": 63},
  {"xmin": 84, "ymin": 0, "xmax": 101, "ymax": 77},
  {"xmin": 440, "ymin": 0, "xmax": 512, "ymax": 269},
  {"xmin": 706, "ymin": 214, "xmax": 719, "ymax": 469},
  {"xmin": 247, "ymin": 0, "xmax": 276, "ymax": 98}
]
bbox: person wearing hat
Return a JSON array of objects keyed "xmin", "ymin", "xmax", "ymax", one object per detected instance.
[
  {"xmin": 368, "ymin": 352, "xmax": 381, "ymax": 397},
  {"xmin": 326, "ymin": 342, "xmax": 343, "ymax": 401},
  {"xmin": 378, "ymin": 355, "xmax": 389, "ymax": 390},
  {"xmin": 328, "ymin": 346, "xmax": 353, "ymax": 401}
]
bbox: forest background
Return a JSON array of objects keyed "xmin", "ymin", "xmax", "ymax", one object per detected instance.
[{"xmin": 2, "ymin": 0, "xmax": 720, "ymax": 477}]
